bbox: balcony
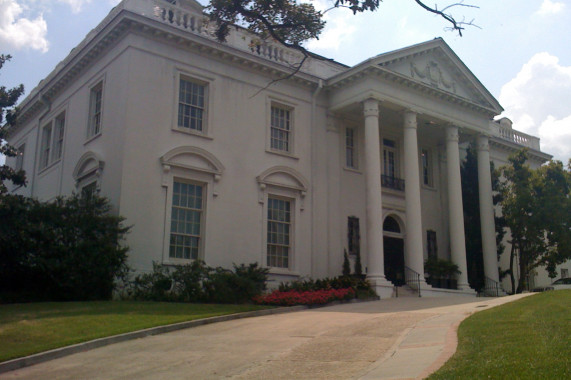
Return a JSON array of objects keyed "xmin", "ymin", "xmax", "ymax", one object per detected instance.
[
  {"xmin": 496, "ymin": 125, "xmax": 541, "ymax": 150},
  {"xmin": 381, "ymin": 175, "xmax": 405, "ymax": 191}
]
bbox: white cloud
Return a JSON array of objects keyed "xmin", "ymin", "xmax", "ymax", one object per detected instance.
[
  {"xmin": 499, "ymin": 52, "xmax": 571, "ymax": 162},
  {"xmin": 305, "ymin": 0, "xmax": 357, "ymax": 51},
  {"xmin": 536, "ymin": 0, "xmax": 565, "ymax": 16},
  {"xmin": 0, "ymin": 0, "xmax": 48, "ymax": 52},
  {"xmin": 56, "ymin": 0, "xmax": 92, "ymax": 13}
]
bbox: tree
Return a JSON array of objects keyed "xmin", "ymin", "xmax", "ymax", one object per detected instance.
[
  {"xmin": 0, "ymin": 54, "xmax": 26, "ymax": 194},
  {"xmin": 0, "ymin": 193, "xmax": 130, "ymax": 302},
  {"xmin": 498, "ymin": 150, "xmax": 571, "ymax": 293},
  {"xmin": 207, "ymin": 0, "xmax": 479, "ymax": 66},
  {"xmin": 460, "ymin": 143, "xmax": 505, "ymax": 292}
]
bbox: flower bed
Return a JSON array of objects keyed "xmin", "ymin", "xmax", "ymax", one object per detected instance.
[{"xmin": 253, "ymin": 287, "xmax": 355, "ymax": 306}]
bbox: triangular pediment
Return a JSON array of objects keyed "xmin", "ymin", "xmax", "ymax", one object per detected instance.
[{"xmin": 365, "ymin": 38, "xmax": 503, "ymax": 113}]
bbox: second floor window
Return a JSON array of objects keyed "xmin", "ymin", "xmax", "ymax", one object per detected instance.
[
  {"xmin": 39, "ymin": 123, "xmax": 52, "ymax": 170},
  {"xmin": 88, "ymin": 82, "xmax": 103, "ymax": 138},
  {"xmin": 345, "ymin": 127, "xmax": 357, "ymax": 169},
  {"xmin": 15, "ymin": 143, "xmax": 25, "ymax": 172},
  {"xmin": 383, "ymin": 138, "xmax": 397, "ymax": 178},
  {"xmin": 178, "ymin": 78, "xmax": 206, "ymax": 132},
  {"xmin": 421, "ymin": 148, "xmax": 433, "ymax": 187},
  {"xmin": 52, "ymin": 113, "xmax": 65, "ymax": 162},
  {"xmin": 270, "ymin": 104, "xmax": 291, "ymax": 152}
]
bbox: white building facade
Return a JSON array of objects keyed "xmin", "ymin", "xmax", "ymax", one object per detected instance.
[{"xmin": 7, "ymin": 0, "xmax": 563, "ymax": 296}]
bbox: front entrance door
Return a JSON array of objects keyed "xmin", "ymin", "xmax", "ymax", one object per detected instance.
[{"xmin": 384, "ymin": 237, "xmax": 405, "ymax": 286}]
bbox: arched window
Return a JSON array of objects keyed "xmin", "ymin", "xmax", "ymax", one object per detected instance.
[{"xmin": 383, "ymin": 216, "xmax": 401, "ymax": 233}]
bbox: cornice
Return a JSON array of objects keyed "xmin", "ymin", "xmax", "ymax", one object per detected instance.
[
  {"xmin": 11, "ymin": 6, "xmax": 322, "ymax": 135},
  {"xmin": 489, "ymin": 137, "xmax": 552, "ymax": 163},
  {"xmin": 326, "ymin": 65, "xmax": 498, "ymax": 118}
]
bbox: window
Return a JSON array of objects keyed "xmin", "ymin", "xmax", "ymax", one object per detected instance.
[
  {"xmin": 348, "ymin": 217, "xmax": 360, "ymax": 256},
  {"xmin": 383, "ymin": 139, "xmax": 397, "ymax": 178},
  {"xmin": 52, "ymin": 113, "xmax": 65, "ymax": 162},
  {"xmin": 15, "ymin": 144, "xmax": 25, "ymax": 172},
  {"xmin": 345, "ymin": 127, "xmax": 357, "ymax": 169},
  {"xmin": 88, "ymin": 82, "xmax": 103, "ymax": 138},
  {"xmin": 81, "ymin": 182, "xmax": 97, "ymax": 199},
  {"xmin": 178, "ymin": 78, "xmax": 206, "ymax": 132},
  {"xmin": 267, "ymin": 197, "xmax": 292, "ymax": 268},
  {"xmin": 427, "ymin": 230, "xmax": 437, "ymax": 259},
  {"xmin": 169, "ymin": 181, "xmax": 204, "ymax": 260},
  {"xmin": 421, "ymin": 148, "xmax": 433, "ymax": 187},
  {"xmin": 270, "ymin": 104, "xmax": 292, "ymax": 152},
  {"xmin": 562, "ymin": 268, "xmax": 569, "ymax": 279},
  {"xmin": 39, "ymin": 123, "xmax": 52, "ymax": 169}
]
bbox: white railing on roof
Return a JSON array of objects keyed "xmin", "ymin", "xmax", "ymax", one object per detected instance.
[
  {"xmin": 129, "ymin": 0, "xmax": 306, "ymax": 67},
  {"xmin": 497, "ymin": 125, "xmax": 541, "ymax": 150}
]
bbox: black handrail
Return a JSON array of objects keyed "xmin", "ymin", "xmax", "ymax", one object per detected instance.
[
  {"xmin": 484, "ymin": 276, "xmax": 500, "ymax": 297},
  {"xmin": 381, "ymin": 175, "xmax": 405, "ymax": 191},
  {"xmin": 405, "ymin": 266, "xmax": 422, "ymax": 297}
]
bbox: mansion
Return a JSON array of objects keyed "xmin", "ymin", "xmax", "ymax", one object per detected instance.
[{"xmin": 7, "ymin": 0, "xmax": 563, "ymax": 296}]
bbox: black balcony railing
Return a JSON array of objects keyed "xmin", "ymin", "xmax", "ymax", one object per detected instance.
[{"xmin": 381, "ymin": 175, "xmax": 405, "ymax": 191}]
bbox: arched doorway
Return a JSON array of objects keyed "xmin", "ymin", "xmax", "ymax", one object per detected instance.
[{"xmin": 383, "ymin": 215, "xmax": 405, "ymax": 286}]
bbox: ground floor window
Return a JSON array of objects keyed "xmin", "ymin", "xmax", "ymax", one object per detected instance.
[
  {"xmin": 267, "ymin": 197, "xmax": 292, "ymax": 268},
  {"xmin": 169, "ymin": 181, "xmax": 203, "ymax": 260},
  {"xmin": 427, "ymin": 230, "xmax": 437, "ymax": 259},
  {"xmin": 348, "ymin": 216, "xmax": 360, "ymax": 256}
]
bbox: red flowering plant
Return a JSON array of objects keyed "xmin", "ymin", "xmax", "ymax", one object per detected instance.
[{"xmin": 253, "ymin": 287, "xmax": 355, "ymax": 306}]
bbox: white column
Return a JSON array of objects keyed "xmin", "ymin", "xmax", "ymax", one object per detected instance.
[
  {"xmin": 477, "ymin": 135, "xmax": 500, "ymax": 284},
  {"xmin": 363, "ymin": 99, "xmax": 392, "ymax": 297},
  {"xmin": 446, "ymin": 126, "xmax": 470, "ymax": 290},
  {"xmin": 403, "ymin": 111, "xmax": 426, "ymax": 279}
]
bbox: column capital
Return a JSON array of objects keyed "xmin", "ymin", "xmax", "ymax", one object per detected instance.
[
  {"xmin": 363, "ymin": 98, "xmax": 380, "ymax": 118},
  {"xmin": 476, "ymin": 134, "xmax": 490, "ymax": 152},
  {"xmin": 446, "ymin": 125, "xmax": 459, "ymax": 143},
  {"xmin": 403, "ymin": 110, "xmax": 417, "ymax": 129}
]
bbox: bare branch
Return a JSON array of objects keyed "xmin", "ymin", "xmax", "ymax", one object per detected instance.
[{"xmin": 413, "ymin": 1, "xmax": 479, "ymax": 36}]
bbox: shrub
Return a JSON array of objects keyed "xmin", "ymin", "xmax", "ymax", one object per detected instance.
[
  {"xmin": 130, "ymin": 261, "xmax": 268, "ymax": 304},
  {"xmin": 0, "ymin": 193, "xmax": 130, "ymax": 302}
]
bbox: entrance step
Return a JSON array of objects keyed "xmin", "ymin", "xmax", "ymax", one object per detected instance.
[{"xmin": 393, "ymin": 285, "xmax": 421, "ymax": 298}]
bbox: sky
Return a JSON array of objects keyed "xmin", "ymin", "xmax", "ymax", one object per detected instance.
[{"xmin": 1, "ymin": 0, "xmax": 570, "ymax": 163}]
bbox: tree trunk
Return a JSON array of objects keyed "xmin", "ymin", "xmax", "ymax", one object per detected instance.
[
  {"xmin": 509, "ymin": 244, "xmax": 516, "ymax": 294},
  {"xmin": 517, "ymin": 245, "xmax": 527, "ymax": 293}
]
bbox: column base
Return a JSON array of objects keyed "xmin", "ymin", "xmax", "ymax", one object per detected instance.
[
  {"xmin": 367, "ymin": 275, "xmax": 396, "ymax": 299},
  {"xmin": 457, "ymin": 283, "xmax": 477, "ymax": 293}
]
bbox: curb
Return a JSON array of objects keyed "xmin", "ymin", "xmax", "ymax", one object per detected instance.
[{"xmin": 0, "ymin": 305, "xmax": 307, "ymax": 374}]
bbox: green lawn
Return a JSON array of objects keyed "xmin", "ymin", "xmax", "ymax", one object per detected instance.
[
  {"xmin": 0, "ymin": 301, "xmax": 270, "ymax": 362},
  {"xmin": 429, "ymin": 290, "xmax": 571, "ymax": 379}
]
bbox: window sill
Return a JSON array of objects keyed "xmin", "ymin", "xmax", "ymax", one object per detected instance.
[
  {"xmin": 173, "ymin": 127, "xmax": 213, "ymax": 140},
  {"xmin": 421, "ymin": 184, "xmax": 437, "ymax": 192},
  {"xmin": 162, "ymin": 258, "xmax": 201, "ymax": 266},
  {"xmin": 37, "ymin": 160, "xmax": 61, "ymax": 177},
  {"xmin": 268, "ymin": 267, "xmax": 301, "ymax": 277},
  {"xmin": 84, "ymin": 132, "xmax": 102, "ymax": 145},
  {"xmin": 265, "ymin": 149, "xmax": 299, "ymax": 160},
  {"xmin": 343, "ymin": 166, "xmax": 362, "ymax": 174}
]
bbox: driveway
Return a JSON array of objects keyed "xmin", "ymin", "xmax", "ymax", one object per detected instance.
[{"xmin": 1, "ymin": 294, "xmax": 531, "ymax": 380}]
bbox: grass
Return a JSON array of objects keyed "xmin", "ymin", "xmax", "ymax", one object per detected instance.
[
  {"xmin": 0, "ymin": 301, "xmax": 270, "ymax": 362},
  {"xmin": 429, "ymin": 290, "xmax": 571, "ymax": 379}
]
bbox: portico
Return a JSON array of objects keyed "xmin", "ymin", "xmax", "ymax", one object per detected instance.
[{"xmin": 327, "ymin": 39, "xmax": 505, "ymax": 296}]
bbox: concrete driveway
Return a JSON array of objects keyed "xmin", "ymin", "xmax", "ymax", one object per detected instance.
[{"xmin": 1, "ymin": 294, "xmax": 531, "ymax": 380}]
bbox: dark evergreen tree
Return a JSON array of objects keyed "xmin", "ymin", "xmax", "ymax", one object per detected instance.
[{"xmin": 0, "ymin": 54, "xmax": 26, "ymax": 193}]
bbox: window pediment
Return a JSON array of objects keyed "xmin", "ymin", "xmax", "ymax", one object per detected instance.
[
  {"xmin": 256, "ymin": 166, "xmax": 308, "ymax": 192},
  {"xmin": 161, "ymin": 146, "xmax": 224, "ymax": 175},
  {"xmin": 73, "ymin": 151, "xmax": 104, "ymax": 183}
]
